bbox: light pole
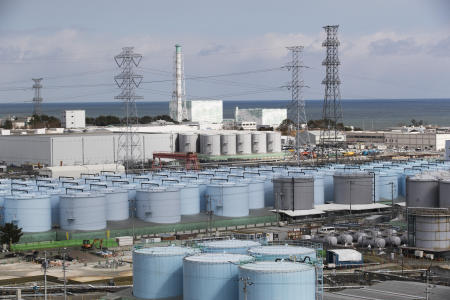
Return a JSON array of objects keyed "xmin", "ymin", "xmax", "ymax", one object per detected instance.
[{"xmin": 63, "ymin": 248, "xmax": 67, "ymax": 300}]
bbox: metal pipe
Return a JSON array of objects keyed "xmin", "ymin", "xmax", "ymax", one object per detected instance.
[
  {"xmin": 181, "ymin": 176, "xmax": 198, "ymax": 180},
  {"xmin": 171, "ymin": 171, "xmax": 187, "ymax": 175},
  {"xmin": 288, "ymin": 171, "xmax": 305, "ymax": 175},
  {"xmin": 11, "ymin": 182, "xmax": 27, "ymax": 187},
  {"xmin": 65, "ymin": 187, "xmax": 83, "ymax": 193},
  {"xmin": 11, "ymin": 189, "xmax": 29, "ymax": 194},
  {"xmin": 152, "ymin": 174, "xmax": 169, "ymax": 178},
  {"xmin": 133, "ymin": 177, "xmax": 150, "ymax": 182},
  {"xmin": 199, "ymin": 173, "xmax": 214, "ymax": 178},
  {"xmin": 162, "ymin": 179, "xmax": 179, "ymax": 183},
  {"xmin": 61, "ymin": 181, "xmax": 78, "ymax": 186},
  {"xmin": 90, "ymin": 183, "xmax": 108, "ymax": 189},
  {"xmin": 105, "ymin": 174, "xmax": 122, "ymax": 180},
  {"xmin": 100, "ymin": 171, "xmax": 115, "ymax": 175},
  {"xmin": 37, "ymin": 185, "xmax": 55, "ymax": 190},
  {"xmin": 84, "ymin": 178, "xmax": 101, "ymax": 183},
  {"xmin": 112, "ymin": 179, "xmax": 129, "ymax": 185},
  {"xmin": 59, "ymin": 176, "xmax": 74, "ymax": 181},
  {"xmin": 141, "ymin": 182, "xmax": 159, "ymax": 187},
  {"xmin": 36, "ymin": 179, "xmax": 52, "ymax": 184},
  {"xmin": 243, "ymin": 171, "xmax": 260, "ymax": 176},
  {"xmin": 210, "ymin": 178, "xmax": 228, "ymax": 182},
  {"xmin": 80, "ymin": 173, "xmax": 98, "ymax": 177}
]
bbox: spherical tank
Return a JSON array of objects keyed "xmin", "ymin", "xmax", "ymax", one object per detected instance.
[
  {"xmin": 133, "ymin": 246, "xmax": 199, "ymax": 300},
  {"xmin": 251, "ymin": 132, "xmax": 267, "ymax": 154},
  {"xmin": 59, "ymin": 192, "xmax": 106, "ymax": 231},
  {"xmin": 100, "ymin": 188, "xmax": 129, "ymax": 221},
  {"xmin": 266, "ymin": 131, "xmax": 281, "ymax": 153},
  {"xmin": 136, "ymin": 187, "xmax": 181, "ymax": 223},
  {"xmin": 238, "ymin": 261, "xmax": 315, "ymax": 300},
  {"xmin": 179, "ymin": 133, "xmax": 199, "ymax": 153},
  {"xmin": 248, "ymin": 245, "xmax": 317, "ymax": 261},
  {"xmin": 388, "ymin": 235, "xmax": 401, "ymax": 247},
  {"xmin": 199, "ymin": 239, "xmax": 261, "ymax": 254},
  {"xmin": 333, "ymin": 172, "xmax": 373, "ymax": 204},
  {"xmin": 220, "ymin": 133, "xmax": 237, "ymax": 155},
  {"xmin": 338, "ymin": 233, "xmax": 353, "ymax": 245},
  {"xmin": 183, "ymin": 253, "xmax": 254, "ymax": 300},
  {"xmin": 406, "ymin": 176, "xmax": 439, "ymax": 208},
  {"xmin": 3, "ymin": 193, "xmax": 51, "ymax": 232},
  {"xmin": 200, "ymin": 134, "xmax": 221, "ymax": 156},
  {"xmin": 206, "ymin": 182, "xmax": 249, "ymax": 217},
  {"xmin": 273, "ymin": 176, "xmax": 314, "ymax": 210},
  {"xmin": 439, "ymin": 179, "xmax": 450, "ymax": 208},
  {"xmin": 236, "ymin": 132, "xmax": 252, "ymax": 154}
]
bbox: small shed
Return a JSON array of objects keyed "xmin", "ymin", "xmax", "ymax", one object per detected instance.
[{"xmin": 326, "ymin": 249, "xmax": 363, "ymax": 267}]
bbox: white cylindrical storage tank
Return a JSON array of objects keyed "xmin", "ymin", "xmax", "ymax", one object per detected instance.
[
  {"xmin": 313, "ymin": 175, "xmax": 325, "ymax": 205},
  {"xmin": 266, "ymin": 131, "xmax": 281, "ymax": 153},
  {"xmin": 248, "ymin": 245, "xmax": 317, "ymax": 262},
  {"xmin": 3, "ymin": 193, "xmax": 51, "ymax": 232},
  {"xmin": 406, "ymin": 175, "xmax": 439, "ymax": 208},
  {"xmin": 220, "ymin": 133, "xmax": 237, "ymax": 155},
  {"xmin": 251, "ymin": 132, "xmax": 267, "ymax": 154},
  {"xmin": 378, "ymin": 172, "xmax": 399, "ymax": 201},
  {"xmin": 183, "ymin": 253, "xmax": 254, "ymax": 300},
  {"xmin": 199, "ymin": 239, "xmax": 261, "ymax": 254},
  {"xmin": 236, "ymin": 132, "xmax": 252, "ymax": 155},
  {"xmin": 206, "ymin": 182, "xmax": 249, "ymax": 217},
  {"xmin": 133, "ymin": 246, "xmax": 199, "ymax": 300},
  {"xmin": 40, "ymin": 188, "xmax": 65, "ymax": 227},
  {"xmin": 200, "ymin": 134, "xmax": 221, "ymax": 156},
  {"xmin": 136, "ymin": 187, "xmax": 180, "ymax": 223},
  {"xmin": 238, "ymin": 261, "xmax": 315, "ymax": 300},
  {"xmin": 179, "ymin": 133, "xmax": 199, "ymax": 153},
  {"xmin": 246, "ymin": 179, "xmax": 265, "ymax": 209},
  {"xmin": 95, "ymin": 188, "xmax": 129, "ymax": 221},
  {"xmin": 169, "ymin": 183, "xmax": 199, "ymax": 215},
  {"xmin": 333, "ymin": 172, "xmax": 374, "ymax": 204},
  {"xmin": 59, "ymin": 192, "xmax": 106, "ymax": 231}
]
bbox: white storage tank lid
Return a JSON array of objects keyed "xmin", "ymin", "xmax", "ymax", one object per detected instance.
[
  {"xmin": 134, "ymin": 246, "xmax": 198, "ymax": 256},
  {"xmin": 184, "ymin": 253, "xmax": 254, "ymax": 263},
  {"xmin": 239, "ymin": 261, "xmax": 314, "ymax": 273},
  {"xmin": 248, "ymin": 245, "xmax": 315, "ymax": 256},
  {"xmin": 199, "ymin": 239, "xmax": 260, "ymax": 249}
]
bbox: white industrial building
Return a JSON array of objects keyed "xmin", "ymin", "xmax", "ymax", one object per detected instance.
[
  {"xmin": 445, "ymin": 140, "xmax": 450, "ymax": 160},
  {"xmin": 0, "ymin": 132, "xmax": 176, "ymax": 167},
  {"xmin": 62, "ymin": 110, "xmax": 86, "ymax": 128},
  {"xmin": 234, "ymin": 107, "xmax": 287, "ymax": 128},
  {"xmin": 186, "ymin": 100, "xmax": 223, "ymax": 124},
  {"xmin": 297, "ymin": 130, "xmax": 346, "ymax": 145}
]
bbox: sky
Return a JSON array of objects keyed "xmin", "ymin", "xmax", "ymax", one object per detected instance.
[{"xmin": 0, "ymin": 0, "xmax": 449, "ymax": 103}]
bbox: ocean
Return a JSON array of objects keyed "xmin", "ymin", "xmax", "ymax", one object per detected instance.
[{"xmin": 0, "ymin": 98, "xmax": 449, "ymax": 130}]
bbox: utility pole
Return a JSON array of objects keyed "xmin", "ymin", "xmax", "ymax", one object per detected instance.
[
  {"xmin": 239, "ymin": 276, "xmax": 254, "ymax": 300},
  {"xmin": 285, "ymin": 46, "xmax": 309, "ymax": 164},
  {"xmin": 42, "ymin": 251, "xmax": 48, "ymax": 300},
  {"xmin": 114, "ymin": 47, "xmax": 144, "ymax": 171},
  {"xmin": 319, "ymin": 25, "xmax": 344, "ymax": 162},
  {"xmin": 390, "ymin": 182, "xmax": 395, "ymax": 219},
  {"xmin": 349, "ymin": 181, "xmax": 352, "ymax": 214},
  {"xmin": 63, "ymin": 249, "xmax": 67, "ymax": 300}
]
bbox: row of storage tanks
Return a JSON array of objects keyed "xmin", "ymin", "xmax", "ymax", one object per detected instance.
[
  {"xmin": 133, "ymin": 239, "xmax": 318, "ymax": 300},
  {"xmin": 179, "ymin": 131, "xmax": 282, "ymax": 155},
  {"xmin": 1, "ymin": 159, "xmax": 449, "ymax": 233},
  {"xmin": 315, "ymin": 228, "xmax": 406, "ymax": 249},
  {"xmin": 405, "ymin": 171, "xmax": 450, "ymax": 250}
]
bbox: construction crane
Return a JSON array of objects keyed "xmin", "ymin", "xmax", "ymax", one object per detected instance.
[{"xmin": 152, "ymin": 152, "xmax": 199, "ymax": 170}]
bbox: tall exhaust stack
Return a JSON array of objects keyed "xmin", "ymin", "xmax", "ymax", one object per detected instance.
[{"xmin": 170, "ymin": 44, "xmax": 187, "ymax": 123}]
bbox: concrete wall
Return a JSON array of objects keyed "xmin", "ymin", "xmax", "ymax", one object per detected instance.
[
  {"xmin": 384, "ymin": 132, "xmax": 436, "ymax": 150},
  {"xmin": 235, "ymin": 108, "xmax": 287, "ymax": 127},
  {"xmin": 0, "ymin": 136, "xmax": 51, "ymax": 165}
]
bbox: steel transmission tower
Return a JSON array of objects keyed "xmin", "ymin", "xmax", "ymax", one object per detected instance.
[
  {"xmin": 320, "ymin": 25, "xmax": 344, "ymax": 160},
  {"xmin": 285, "ymin": 46, "xmax": 310, "ymax": 163},
  {"xmin": 114, "ymin": 47, "xmax": 143, "ymax": 170},
  {"xmin": 32, "ymin": 78, "xmax": 43, "ymax": 116},
  {"xmin": 169, "ymin": 44, "xmax": 187, "ymax": 123}
]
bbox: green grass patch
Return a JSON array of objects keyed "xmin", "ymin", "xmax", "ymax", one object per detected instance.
[{"xmin": 11, "ymin": 239, "xmax": 118, "ymax": 251}]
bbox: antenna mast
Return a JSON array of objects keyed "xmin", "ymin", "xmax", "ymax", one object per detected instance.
[
  {"xmin": 320, "ymin": 25, "xmax": 344, "ymax": 161},
  {"xmin": 285, "ymin": 46, "xmax": 310, "ymax": 164},
  {"xmin": 114, "ymin": 47, "xmax": 143, "ymax": 170},
  {"xmin": 32, "ymin": 78, "xmax": 43, "ymax": 116}
]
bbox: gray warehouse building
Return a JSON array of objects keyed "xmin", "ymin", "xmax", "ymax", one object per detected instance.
[{"xmin": 0, "ymin": 132, "xmax": 176, "ymax": 166}]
